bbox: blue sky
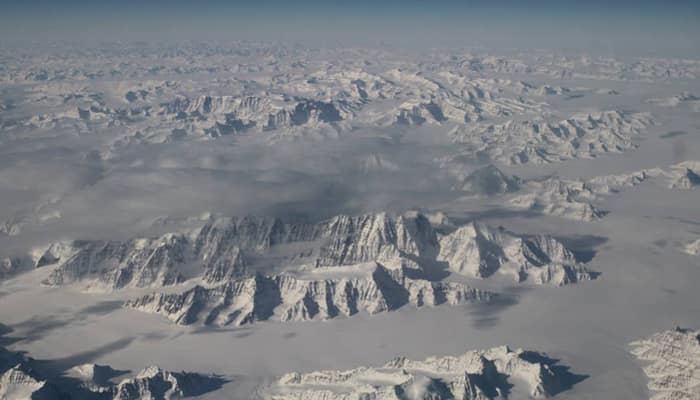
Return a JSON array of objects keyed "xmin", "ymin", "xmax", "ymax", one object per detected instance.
[{"xmin": 1, "ymin": 0, "xmax": 698, "ymax": 55}]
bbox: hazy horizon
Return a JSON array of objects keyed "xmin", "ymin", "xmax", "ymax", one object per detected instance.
[{"xmin": 1, "ymin": 0, "xmax": 699, "ymax": 56}]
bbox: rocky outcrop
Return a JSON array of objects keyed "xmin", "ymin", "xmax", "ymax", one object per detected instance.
[
  {"xmin": 193, "ymin": 215, "xmax": 318, "ymax": 253},
  {"xmin": 40, "ymin": 213, "xmax": 439, "ymax": 290},
  {"xmin": 41, "ymin": 211, "xmax": 596, "ymax": 291},
  {"xmin": 125, "ymin": 263, "xmax": 493, "ymax": 327},
  {"xmin": 66, "ymin": 363, "xmax": 128, "ymax": 394},
  {"xmin": 124, "ymin": 215, "xmax": 597, "ymax": 328},
  {"xmin": 42, "ymin": 235, "xmax": 192, "ymax": 291},
  {"xmin": 450, "ymin": 110, "xmax": 654, "ymax": 165},
  {"xmin": 112, "ymin": 366, "xmax": 223, "ymax": 400},
  {"xmin": 510, "ymin": 178, "xmax": 607, "ymax": 222},
  {"xmin": 630, "ymin": 327, "xmax": 700, "ymax": 400},
  {"xmin": 0, "ymin": 364, "xmax": 62, "ymax": 400},
  {"xmin": 315, "ymin": 212, "xmax": 439, "ymax": 269},
  {"xmin": 265, "ymin": 345, "xmax": 585, "ymax": 399},
  {"xmin": 158, "ymin": 95, "xmax": 349, "ymax": 136},
  {"xmin": 41, "ymin": 216, "xmax": 297, "ymax": 290},
  {"xmin": 437, "ymin": 223, "xmax": 596, "ymax": 285}
]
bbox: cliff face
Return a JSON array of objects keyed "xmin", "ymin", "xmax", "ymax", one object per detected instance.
[
  {"xmin": 41, "ymin": 235, "xmax": 194, "ymax": 291},
  {"xmin": 0, "ymin": 364, "xmax": 60, "ymax": 400},
  {"xmin": 315, "ymin": 212, "xmax": 439, "ymax": 268},
  {"xmin": 41, "ymin": 212, "xmax": 594, "ymax": 292},
  {"xmin": 437, "ymin": 223, "xmax": 595, "ymax": 285},
  {"xmin": 125, "ymin": 263, "xmax": 493, "ymax": 327},
  {"xmin": 112, "ymin": 366, "xmax": 224, "ymax": 400},
  {"xmin": 37, "ymin": 211, "xmax": 597, "ymax": 331},
  {"xmin": 266, "ymin": 345, "xmax": 584, "ymax": 399}
]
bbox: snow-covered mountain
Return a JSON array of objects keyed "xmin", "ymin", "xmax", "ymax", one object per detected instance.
[
  {"xmin": 159, "ymin": 94, "xmax": 351, "ymax": 136},
  {"xmin": 437, "ymin": 223, "xmax": 595, "ymax": 285},
  {"xmin": 40, "ymin": 212, "xmax": 596, "ymax": 291},
  {"xmin": 449, "ymin": 110, "xmax": 654, "ymax": 165},
  {"xmin": 510, "ymin": 178, "xmax": 607, "ymax": 222},
  {"xmin": 40, "ymin": 235, "xmax": 194, "ymax": 291},
  {"xmin": 0, "ymin": 345, "xmax": 225, "ymax": 400},
  {"xmin": 112, "ymin": 366, "xmax": 224, "ymax": 400},
  {"xmin": 629, "ymin": 327, "xmax": 700, "ymax": 400},
  {"xmin": 125, "ymin": 262, "xmax": 493, "ymax": 327},
  {"xmin": 118, "ymin": 215, "xmax": 597, "ymax": 326},
  {"xmin": 0, "ymin": 363, "xmax": 62, "ymax": 400},
  {"xmin": 40, "ymin": 212, "xmax": 436, "ymax": 290},
  {"xmin": 264, "ymin": 345, "xmax": 584, "ymax": 399}
]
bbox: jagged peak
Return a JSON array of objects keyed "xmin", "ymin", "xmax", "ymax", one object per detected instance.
[
  {"xmin": 125, "ymin": 261, "xmax": 493, "ymax": 327},
  {"xmin": 266, "ymin": 345, "xmax": 585, "ymax": 399}
]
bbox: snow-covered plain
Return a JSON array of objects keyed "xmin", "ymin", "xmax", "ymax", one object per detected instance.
[{"xmin": 0, "ymin": 43, "xmax": 699, "ymax": 399}]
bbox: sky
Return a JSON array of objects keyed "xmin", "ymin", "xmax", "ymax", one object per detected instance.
[{"xmin": 0, "ymin": 0, "xmax": 699, "ymax": 56}]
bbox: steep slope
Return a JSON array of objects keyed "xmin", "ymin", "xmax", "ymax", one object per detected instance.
[
  {"xmin": 315, "ymin": 212, "xmax": 439, "ymax": 269},
  {"xmin": 41, "ymin": 234, "xmax": 193, "ymax": 291},
  {"xmin": 158, "ymin": 94, "xmax": 351, "ymax": 137},
  {"xmin": 67, "ymin": 363, "xmax": 124, "ymax": 394},
  {"xmin": 0, "ymin": 345, "xmax": 225, "ymax": 400},
  {"xmin": 112, "ymin": 366, "xmax": 223, "ymax": 400},
  {"xmin": 125, "ymin": 263, "xmax": 493, "ymax": 327},
  {"xmin": 40, "ymin": 215, "xmax": 311, "ymax": 290},
  {"xmin": 437, "ymin": 223, "xmax": 596, "ymax": 285},
  {"xmin": 39, "ymin": 211, "xmax": 596, "ymax": 291},
  {"xmin": 510, "ymin": 178, "xmax": 606, "ymax": 222},
  {"xmin": 40, "ymin": 212, "xmax": 440, "ymax": 290},
  {"xmin": 0, "ymin": 364, "xmax": 62, "ymax": 400},
  {"xmin": 264, "ymin": 345, "xmax": 585, "ymax": 399},
  {"xmin": 630, "ymin": 327, "xmax": 700, "ymax": 400}
]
